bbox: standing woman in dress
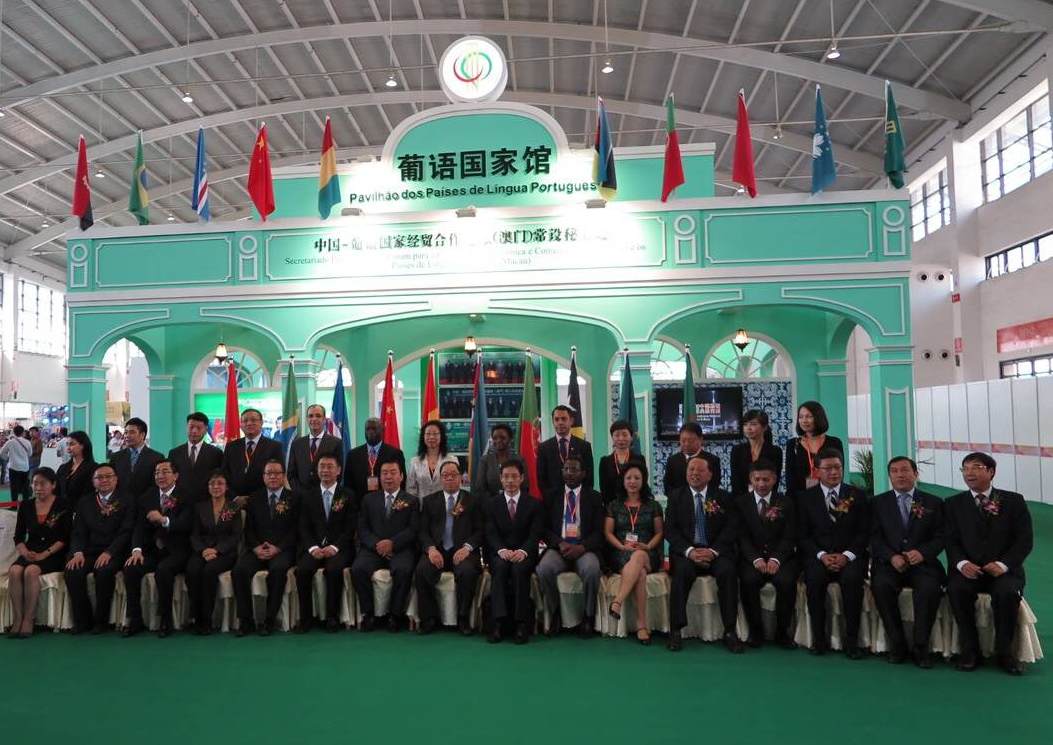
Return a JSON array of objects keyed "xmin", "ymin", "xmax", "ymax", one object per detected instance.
[
  {"xmin": 784, "ymin": 401, "xmax": 844, "ymax": 497},
  {"xmin": 729, "ymin": 410, "xmax": 784, "ymax": 496},
  {"xmin": 56, "ymin": 431, "xmax": 97, "ymax": 506},
  {"xmin": 597, "ymin": 420, "xmax": 646, "ymax": 505},
  {"xmin": 604, "ymin": 462, "xmax": 664, "ymax": 645},
  {"xmin": 406, "ymin": 419, "xmax": 458, "ymax": 499},
  {"xmin": 472, "ymin": 423, "xmax": 530, "ymax": 497},
  {"xmin": 6, "ymin": 468, "xmax": 71, "ymax": 637}
]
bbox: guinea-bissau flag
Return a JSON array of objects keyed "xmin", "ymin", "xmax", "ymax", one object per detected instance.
[{"xmin": 318, "ymin": 116, "xmax": 341, "ymax": 219}]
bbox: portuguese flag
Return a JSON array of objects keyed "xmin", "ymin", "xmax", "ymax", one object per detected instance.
[
  {"xmin": 661, "ymin": 94, "xmax": 685, "ymax": 202},
  {"xmin": 517, "ymin": 352, "xmax": 541, "ymax": 499}
]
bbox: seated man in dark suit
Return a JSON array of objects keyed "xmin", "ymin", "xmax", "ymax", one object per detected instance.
[
  {"xmin": 221, "ymin": 408, "xmax": 284, "ymax": 505},
  {"xmin": 294, "ymin": 454, "xmax": 356, "ymax": 633},
  {"xmin": 232, "ymin": 459, "xmax": 300, "ymax": 636},
  {"xmin": 798, "ymin": 449, "xmax": 870, "ymax": 658},
  {"xmin": 351, "ymin": 460, "xmax": 419, "ymax": 632},
  {"xmin": 537, "ymin": 455, "xmax": 604, "ymax": 638},
  {"xmin": 484, "ymin": 458, "xmax": 543, "ymax": 644},
  {"xmin": 415, "ymin": 459, "xmax": 483, "ymax": 635},
  {"xmin": 536, "ymin": 405, "xmax": 594, "ymax": 494},
  {"xmin": 666, "ymin": 455, "xmax": 742, "ymax": 653},
  {"xmin": 64, "ymin": 464, "xmax": 135, "ymax": 634},
  {"xmin": 287, "ymin": 404, "xmax": 344, "ymax": 493},
  {"xmin": 109, "ymin": 417, "xmax": 164, "ymax": 500},
  {"xmin": 168, "ymin": 412, "xmax": 224, "ymax": 501},
  {"xmin": 662, "ymin": 422, "xmax": 722, "ymax": 495},
  {"xmin": 870, "ymin": 456, "xmax": 946, "ymax": 668},
  {"xmin": 735, "ymin": 459, "xmax": 799, "ymax": 649},
  {"xmin": 946, "ymin": 452, "xmax": 1033, "ymax": 675},
  {"xmin": 122, "ymin": 458, "xmax": 193, "ymax": 638},
  {"xmin": 343, "ymin": 417, "xmax": 406, "ymax": 498}
]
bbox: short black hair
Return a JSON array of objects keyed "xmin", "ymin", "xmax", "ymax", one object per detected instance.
[
  {"xmin": 679, "ymin": 421, "xmax": 703, "ymax": 438},
  {"xmin": 562, "ymin": 454, "xmax": 584, "ymax": 468},
  {"xmin": 439, "ymin": 459, "xmax": 462, "ymax": 474},
  {"xmin": 93, "ymin": 463, "xmax": 117, "ymax": 477},
  {"xmin": 307, "ymin": 403, "xmax": 327, "ymax": 416},
  {"xmin": 241, "ymin": 408, "xmax": 263, "ymax": 420},
  {"xmin": 379, "ymin": 459, "xmax": 403, "ymax": 475},
  {"xmin": 887, "ymin": 456, "xmax": 918, "ymax": 474},
  {"xmin": 500, "ymin": 457, "xmax": 525, "ymax": 476},
  {"xmin": 155, "ymin": 458, "xmax": 179, "ymax": 475},
  {"xmin": 207, "ymin": 469, "xmax": 227, "ymax": 486},
  {"xmin": 816, "ymin": 448, "xmax": 843, "ymax": 466},
  {"xmin": 748, "ymin": 458, "xmax": 779, "ymax": 476},
  {"xmin": 490, "ymin": 422, "xmax": 514, "ymax": 438},
  {"xmin": 126, "ymin": 417, "xmax": 148, "ymax": 435},
  {"xmin": 262, "ymin": 458, "xmax": 285, "ymax": 473},
  {"xmin": 13, "ymin": 425, "xmax": 24, "ymax": 436},
  {"xmin": 609, "ymin": 419, "xmax": 634, "ymax": 435},
  {"xmin": 32, "ymin": 466, "xmax": 58, "ymax": 485},
  {"xmin": 316, "ymin": 453, "xmax": 341, "ymax": 467},
  {"xmin": 795, "ymin": 401, "xmax": 830, "ymax": 436},
  {"xmin": 186, "ymin": 412, "xmax": 210, "ymax": 427},
  {"xmin": 551, "ymin": 404, "xmax": 574, "ymax": 418},
  {"xmin": 962, "ymin": 452, "xmax": 997, "ymax": 472}
]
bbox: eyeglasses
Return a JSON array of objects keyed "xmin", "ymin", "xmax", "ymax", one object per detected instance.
[{"xmin": 960, "ymin": 465, "xmax": 990, "ymax": 473}]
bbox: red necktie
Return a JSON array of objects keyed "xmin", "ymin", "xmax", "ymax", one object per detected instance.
[{"xmin": 508, "ymin": 497, "xmax": 517, "ymax": 520}]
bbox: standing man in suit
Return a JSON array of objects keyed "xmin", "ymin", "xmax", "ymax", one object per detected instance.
[
  {"xmin": 122, "ymin": 458, "xmax": 193, "ymax": 638},
  {"xmin": 663, "ymin": 422, "xmax": 722, "ymax": 495},
  {"xmin": 946, "ymin": 452, "xmax": 1033, "ymax": 675},
  {"xmin": 168, "ymin": 412, "xmax": 223, "ymax": 502},
  {"xmin": 110, "ymin": 417, "xmax": 164, "ymax": 500},
  {"xmin": 484, "ymin": 458, "xmax": 543, "ymax": 644},
  {"xmin": 64, "ymin": 464, "xmax": 135, "ymax": 634},
  {"xmin": 344, "ymin": 417, "xmax": 406, "ymax": 498},
  {"xmin": 666, "ymin": 455, "xmax": 742, "ymax": 653},
  {"xmin": 287, "ymin": 404, "xmax": 344, "ymax": 493},
  {"xmin": 537, "ymin": 455, "xmax": 604, "ymax": 638},
  {"xmin": 870, "ymin": 456, "xmax": 946, "ymax": 668},
  {"xmin": 536, "ymin": 405, "xmax": 594, "ymax": 494},
  {"xmin": 351, "ymin": 460, "xmax": 419, "ymax": 632},
  {"xmin": 222, "ymin": 408, "xmax": 283, "ymax": 505},
  {"xmin": 232, "ymin": 459, "xmax": 300, "ymax": 636},
  {"xmin": 415, "ymin": 460, "xmax": 483, "ymax": 635},
  {"xmin": 294, "ymin": 454, "xmax": 356, "ymax": 633},
  {"xmin": 735, "ymin": 459, "xmax": 799, "ymax": 649},
  {"xmin": 798, "ymin": 449, "xmax": 870, "ymax": 658}
]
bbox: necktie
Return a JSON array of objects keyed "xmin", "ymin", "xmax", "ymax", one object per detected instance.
[
  {"xmin": 130, "ymin": 448, "xmax": 140, "ymax": 469},
  {"xmin": 310, "ymin": 437, "xmax": 319, "ymax": 459},
  {"xmin": 758, "ymin": 497, "xmax": 768, "ymax": 517},
  {"xmin": 190, "ymin": 443, "xmax": 198, "ymax": 466},
  {"xmin": 385, "ymin": 493, "xmax": 394, "ymax": 517},
  {"xmin": 323, "ymin": 489, "xmax": 332, "ymax": 520},
  {"xmin": 566, "ymin": 489, "xmax": 577, "ymax": 523},
  {"xmin": 269, "ymin": 491, "xmax": 278, "ymax": 517},
  {"xmin": 694, "ymin": 492, "xmax": 707, "ymax": 545},
  {"xmin": 443, "ymin": 494, "xmax": 456, "ymax": 550},
  {"xmin": 827, "ymin": 489, "xmax": 839, "ymax": 519},
  {"xmin": 247, "ymin": 440, "xmax": 255, "ymax": 458},
  {"xmin": 559, "ymin": 438, "xmax": 568, "ymax": 461},
  {"xmin": 508, "ymin": 497, "xmax": 517, "ymax": 520},
  {"xmin": 897, "ymin": 493, "xmax": 911, "ymax": 529}
]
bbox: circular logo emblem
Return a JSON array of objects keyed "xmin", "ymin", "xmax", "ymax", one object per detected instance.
[{"xmin": 439, "ymin": 36, "xmax": 508, "ymax": 103}]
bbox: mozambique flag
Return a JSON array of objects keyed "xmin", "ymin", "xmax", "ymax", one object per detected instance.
[
  {"xmin": 884, "ymin": 81, "xmax": 907, "ymax": 189},
  {"xmin": 661, "ymin": 94, "xmax": 685, "ymax": 202},
  {"xmin": 593, "ymin": 97, "xmax": 617, "ymax": 200},
  {"xmin": 318, "ymin": 116, "xmax": 341, "ymax": 219},
  {"xmin": 128, "ymin": 131, "xmax": 149, "ymax": 225}
]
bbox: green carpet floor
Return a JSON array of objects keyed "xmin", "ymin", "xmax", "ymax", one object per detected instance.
[{"xmin": 4, "ymin": 503, "xmax": 1051, "ymax": 745}]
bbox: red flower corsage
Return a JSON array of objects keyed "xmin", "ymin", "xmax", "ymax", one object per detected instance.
[
  {"xmin": 910, "ymin": 501, "xmax": 927, "ymax": 519},
  {"xmin": 45, "ymin": 510, "xmax": 65, "ymax": 528},
  {"xmin": 393, "ymin": 499, "xmax": 410, "ymax": 511},
  {"xmin": 703, "ymin": 499, "xmax": 723, "ymax": 515},
  {"xmin": 331, "ymin": 497, "xmax": 346, "ymax": 513},
  {"xmin": 832, "ymin": 496, "xmax": 854, "ymax": 514},
  {"xmin": 451, "ymin": 501, "xmax": 465, "ymax": 517},
  {"xmin": 219, "ymin": 508, "xmax": 238, "ymax": 523},
  {"xmin": 161, "ymin": 496, "xmax": 178, "ymax": 511},
  {"xmin": 98, "ymin": 497, "xmax": 121, "ymax": 516},
  {"xmin": 762, "ymin": 505, "xmax": 782, "ymax": 522},
  {"xmin": 980, "ymin": 497, "xmax": 1001, "ymax": 516},
  {"xmin": 274, "ymin": 499, "xmax": 289, "ymax": 515}
]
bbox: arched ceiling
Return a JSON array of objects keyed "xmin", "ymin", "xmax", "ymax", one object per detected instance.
[{"xmin": 0, "ymin": 0, "xmax": 1049, "ymax": 280}]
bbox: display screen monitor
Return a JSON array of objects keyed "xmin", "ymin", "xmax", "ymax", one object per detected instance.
[{"xmin": 654, "ymin": 386, "xmax": 744, "ymax": 440}]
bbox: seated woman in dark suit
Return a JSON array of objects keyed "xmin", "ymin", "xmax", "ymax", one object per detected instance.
[
  {"xmin": 603, "ymin": 462, "xmax": 664, "ymax": 645},
  {"xmin": 730, "ymin": 409, "xmax": 784, "ymax": 495},
  {"xmin": 784, "ymin": 401, "xmax": 844, "ymax": 497},
  {"xmin": 186, "ymin": 471, "xmax": 242, "ymax": 635},
  {"xmin": 597, "ymin": 419, "xmax": 646, "ymax": 505},
  {"xmin": 56, "ymin": 431, "xmax": 97, "ymax": 506},
  {"xmin": 7, "ymin": 467, "xmax": 71, "ymax": 638}
]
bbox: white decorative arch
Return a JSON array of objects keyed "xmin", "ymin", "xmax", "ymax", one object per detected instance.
[{"xmin": 701, "ymin": 331, "xmax": 797, "ymax": 384}]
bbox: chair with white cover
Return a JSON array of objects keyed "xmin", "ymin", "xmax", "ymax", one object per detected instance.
[{"xmin": 598, "ymin": 572, "xmax": 671, "ymax": 637}]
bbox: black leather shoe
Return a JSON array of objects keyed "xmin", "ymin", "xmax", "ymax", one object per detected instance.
[
  {"xmin": 746, "ymin": 635, "xmax": 764, "ymax": 649},
  {"xmin": 956, "ymin": 653, "xmax": 979, "ymax": 672},
  {"xmin": 810, "ymin": 641, "xmax": 828, "ymax": 656},
  {"xmin": 235, "ymin": 622, "xmax": 250, "ymax": 638},
  {"xmin": 326, "ymin": 618, "xmax": 341, "ymax": 633},
  {"xmin": 775, "ymin": 634, "xmax": 798, "ymax": 650},
  {"xmin": 387, "ymin": 615, "xmax": 401, "ymax": 633},
  {"xmin": 998, "ymin": 655, "xmax": 1023, "ymax": 676},
  {"xmin": 913, "ymin": 648, "xmax": 933, "ymax": 669},
  {"xmin": 122, "ymin": 622, "xmax": 143, "ymax": 638},
  {"xmin": 258, "ymin": 620, "xmax": 272, "ymax": 637},
  {"xmin": 667, "ymin": 629, "xmax": 683, "ymax": 652},
  {"xmin": 359, "ymin": 615, "xmax": 375, "ymax": 632},
  {"xmin": 546, "ymin": 613, "xmax": 561, "ymax": 638},
  {"xmin": 514, "ymin": 624, "xmax": 529, "ymax": 645},
  {"xmin": 488, "ymin": 626, "xmax": 503, "ymax": 644},
  {"xmin": 418, "ymin": 619, "xmax": 437, "ymax": 635},
  {"xmin": 458, "ymin": 616, "xmax": 473, "ymax": 636},
  {"xmin": 157, "ymin": 622, "xmax": 172, "ymax": 639},
  {"xmin": 91, "ymin": 623, "xmax": 108, "ymax": 635},
  {"xmin": 887, "ymin": 649, "xmax": 907, "ymax": 664},
  {"xmin": 724, "ymin": 632, "xmax": 745, "ymax": 654},
  {"xmin": 578, "ymin": 619, "xmax": 596, "ymax": 639},
  {"xmin": 845, "ymin": 646, "xmax": 865, "ymax": 660}
]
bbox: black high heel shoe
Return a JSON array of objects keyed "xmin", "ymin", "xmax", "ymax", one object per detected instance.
[{"xmin": 608, "ymin": 601, "xmax": 622, "ymax": 621}]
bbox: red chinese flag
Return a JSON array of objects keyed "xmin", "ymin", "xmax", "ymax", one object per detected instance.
[
  {"xmin": 381, "ymin": 354, "xmax": 401, "ymax": 449},
  {"xmin": 732, "ymin": 90, "xmax": 758, "ymax": 198},
  {"xmin": 71, "ymin": 135, "xmax": 94, "ymax": 230},
  {"xmin": 247, "ymin": 124, "xmax": 275, "ymax": 220},
  {"xmin": 422, "ymin": 351, "xmax": 439, "ymax": 424},
  {"xmin": 224, "ymin": 361, "xmax": 240, "ymax": 444}
]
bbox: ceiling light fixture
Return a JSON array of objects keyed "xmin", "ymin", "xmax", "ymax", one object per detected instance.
[
  {"xmin": 94, "ymin": 169, "xmax": 105, "ymax": 179},
  {"xmin": 733, "ymin": 328, "xmax": 751, "ymax": 351},
  {"xmin": 167, "ymin": 214, "xmax": 176, "ymax": 222},
  {"xmin": 0, "ymin": 111, "xmax": 6, "ymax": 118},
  {"xmin": 600, "ymin": 0, "xmax": 613, "ymax": 75},
  {"xmin": 826, "ymin": 0, "xmax": 841, "ymax": 60},
  {"xmin": 826, "ymin": 45, "xmax": 841, "ymax": 60},
  {"xmin": 601, "ymin": 59, "xmax": 614, "ymax": 74},
  {"xmin": 385, "ymin": 73, "xmax": 398, "ymax": 88},
  {"xmin": 181, "ymin": 90, "xmax": 194, "ymax": 103},
  {"xmin": 773, "ymin": 126, "xmax": 783, "ymax": 140},
  {"xmin": 214, "ymin": 342, "xmax": 229, "ymax": 365}
]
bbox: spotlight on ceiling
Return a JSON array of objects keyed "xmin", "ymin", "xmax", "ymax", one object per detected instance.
[
  {"xmin": 601, "ymin": 59, "xmax": 614, "ymax": 74},
  {"xmin": 181, "ymin": 91, "xmax": 194, "ymax": 104},
  {"xmin": 94, "ymin": 170, "xmax": 106, "ymax": 179},
  {"xmin": 385, "ymin": 73, "xmax": 398, "ymax": 88},
  {"xmin": 826, "ymin": 44, "xmax": 841, "ymax": 60}
]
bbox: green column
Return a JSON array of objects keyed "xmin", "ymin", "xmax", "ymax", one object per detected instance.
[
  {"xmin": 396, "ymin": 361, "xmax": 421, "ymax": 456},
  {"xmin": 67, "ymin": 364, "xmax": 108, "ymax": 449},
  {"xmin": 816, "ymin": 358, "xmax": 849, "ymax": 443},
  {"xmin": 147, "ymin": 374, "xmax": 177, "ymax": 453},
  {"xmin": 539, "ymin": 356, "xmax": 558, "ymax": 440},
  {"xmin": 868, "ymin": 345, "xmax": 916, "ymax": 494},
  {"xmin": 622, "ymin": 344, "xmax": 654, "ymax": 483},
  {"xmin": 291, "ymin": 356, "xmax": 320, "ymax": 425},
  {"xmin": 576, "ymin": 346, "xmax": 612, "ymax": 454}
]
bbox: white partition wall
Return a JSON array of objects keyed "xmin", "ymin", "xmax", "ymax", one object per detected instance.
[{"xmin": 1039, "ymin": 377, "xmax": 1053, "ymax": 504}]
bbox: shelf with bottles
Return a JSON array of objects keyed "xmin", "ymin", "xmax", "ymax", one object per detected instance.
[
  {"xmin": 437, "ymin": 349, "xmax": 541, "ymax": 387},
  {"xmin": 438, "ymin": 387, "xmax": 540, "ymax": 420}
]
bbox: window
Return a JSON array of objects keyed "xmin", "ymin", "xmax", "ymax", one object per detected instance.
[
  {"xmin": 986, "ymin": 229, "xmax": 1053, "ymax": 279},
  {"xmin": 1001, "ymin": 353, "xmax": 1053, "ymax": 379},
  {"xmin": 980, "ymin": 96, "xmax": 1053, "ymax": 203},
  {"xmin": 314, "ymin": 346, "xmax": 352, "ymax": 389},
  {"xmin": 909, "ymin": 167, "xmax": 951, "ymax": 240},
  {"xmin": 705, "ymin": 337, "xmax": 788, "ymax": 379},
  {"xmin": 17, "ymin": 279, "xmax": 65, "ymax": 356},
  {"xmin": 198, "ymin": 350, "xmax": 270, "ymax": 389}
]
